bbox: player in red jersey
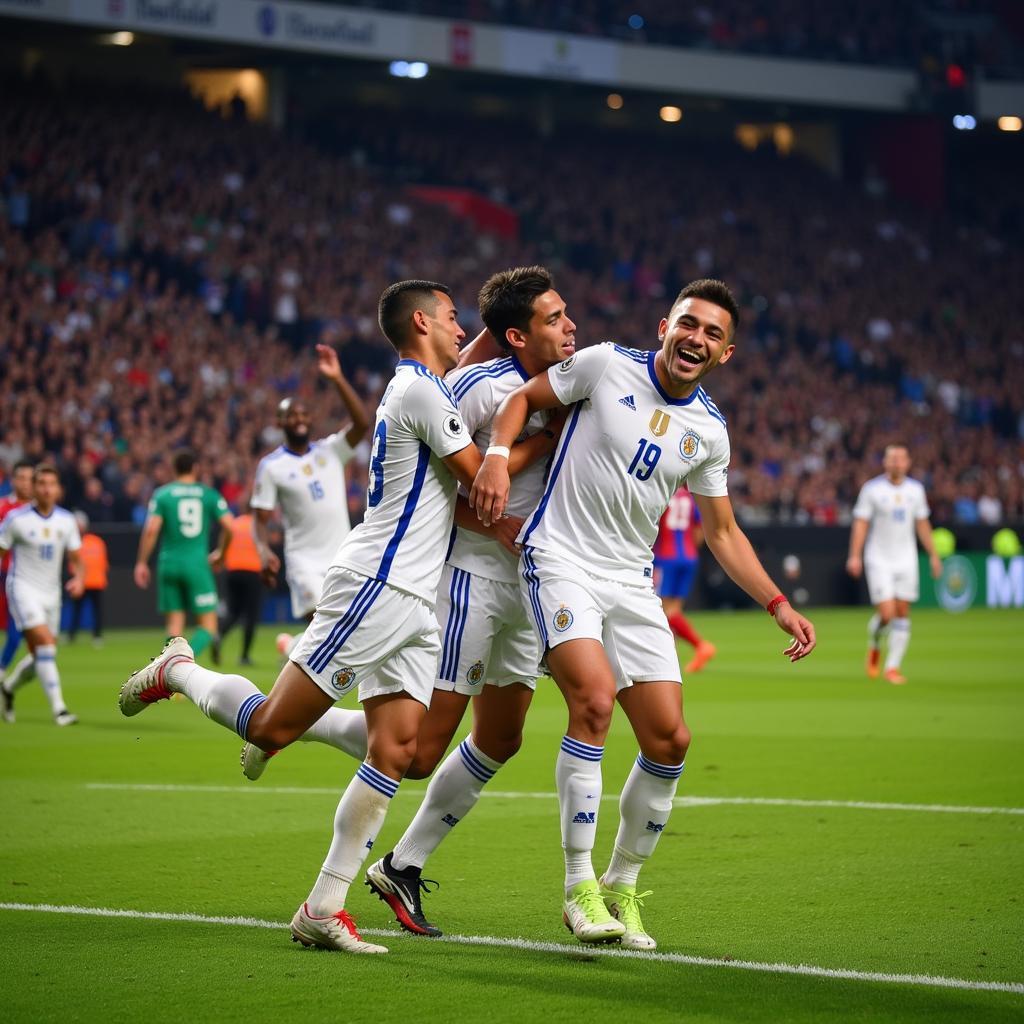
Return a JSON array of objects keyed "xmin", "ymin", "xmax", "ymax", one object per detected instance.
[
  {"xmin": 0, "ymin": 460, "xmax": 35, "ymax": 687},
  {"xmin": 653, "ymin": 485, "xmax": 716, "ymax": 674}
]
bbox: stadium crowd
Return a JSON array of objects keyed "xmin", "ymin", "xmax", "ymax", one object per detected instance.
[{"xmin": 1, "ymin": 76, "xmax": 1021, "ymax": 528}]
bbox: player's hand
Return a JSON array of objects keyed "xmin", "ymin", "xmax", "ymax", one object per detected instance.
[
  {"xmin": 845, "ymin": 555, "xmax": 862, "ymax": 578},
  {"xmin": 134, "ymin": 563, "xmax": 151, "ymax": 589},
  {"xmin": 260, "ymin": 551, "xmax": 280, "ymax": 588},
  {"xmin": 65, "ymin": 577, "xmax": 85, "ymax": 599},
  {"xmin": 929, "ymin": 553, "xmax": 943, "ymax": 579},
  {"xmin": 470, "ymin": 456, "xmax": 511, "ymax": 527},
  {"xmin": 493, "ymin": 515, "xmax": 525, "ymax": 556},
  {"xmin": 773, "ymin": 603, "xmax": 816, "ymax": 662},
  {"xmin": 315, "ymin": 343, "xmax": 343, "ymax": 383},
  {"xmin": 209, "ymin": 551, "xmax": 225, "ymax": 572}
]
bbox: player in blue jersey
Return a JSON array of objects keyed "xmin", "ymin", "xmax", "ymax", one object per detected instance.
[
  {"xmin": 120, "ymin": 280, "xmax": 523, "ymax": 954},
  {"xmin": 471, "ymin": 279, "xmax": 817, "ymax": 949}
]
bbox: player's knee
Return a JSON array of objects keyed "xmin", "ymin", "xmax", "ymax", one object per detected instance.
[
  {"xmin": 481, "ymin": 729, "xmax": 522, "ymax": 764},
  {"xmin": 571, "ymin": 690, "xmax": 615, "ymax": 738},
  {"xmin": 668, "ymin": 722, "xmax": 692, "ymax": 764},
  {"xmin": 246, "ymin": 718, "xmax": 300, "ymax": 751},
  {"xmin": 372, "ymin": 733, "xmax": 419, "ymax": 779},
  {"xmin": 406, "ymin": 740, "xmax": 443, "ymax": 780}
]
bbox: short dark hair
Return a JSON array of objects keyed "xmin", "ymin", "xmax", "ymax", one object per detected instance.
[
  {"xmin": 12, "ymin": 459, "xmax": 34, "ymax": 474},
  {"xmin": 33, "ymin": 462, "xmax": 59, "ymax": 482},
  {"xmin": 173, "ymin": 448, "xmax": 197, "ymax": 476},
  {"xmin": 377, "ymin": 280, "xmax": 451, "ymax": 349},
  {"xmin": 672, "ymin": 279, "xmax": 740, "ymax": 336},
  {"xmin": 478, "ymin": 266, "xmax": 554, "ymax": 351}
]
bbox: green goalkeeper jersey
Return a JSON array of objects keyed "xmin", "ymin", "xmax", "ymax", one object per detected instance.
[{"xmin": 148, "ymin": 482, "xmax": 229, "ymax": 567}]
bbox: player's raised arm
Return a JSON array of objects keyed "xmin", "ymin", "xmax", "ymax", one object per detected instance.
[
  {"xmin": 470, "ymin": 373, "xmax": 565, "ymax": 526},
  {"xmin": 693, "ymin": 492, "xmax": 816, "ymax": 661},
  {"xmin": 316, "ymin": 343, "xmax": 371, "ymax": 447}
]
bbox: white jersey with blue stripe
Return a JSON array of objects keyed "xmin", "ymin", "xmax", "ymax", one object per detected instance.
[
  {"xmin": 445, "ymin": 354, "xmax": 553, "ymax": 585},
  {"xmin": 332, "ymin": 360, "xmax": 471, "ymax": 605},
  {"xmin": 0, "ymin": 504, "xmax": 81, "ymax": 595},
  {"xmin": 251, "ymin": 430, "xmax": 355, "ymax": 569},
  {"xmin": 853, "ymin": 474, "xmax": 929, "ymax": 566},
  {"xmin": 520, "ymin": 343, "xmax": 730, "ymax": 585}
]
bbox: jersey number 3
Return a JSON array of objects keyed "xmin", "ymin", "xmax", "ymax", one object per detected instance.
[
  {"xmin": 368, "ymin": 420, "xmax": 387, "ymax": 508},
  {"xmin": 628, "ymin": 438, "xmax": 662, "ymax": 481}
]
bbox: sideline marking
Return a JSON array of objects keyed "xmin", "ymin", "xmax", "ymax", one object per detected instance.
[
  {"xmin": 83, "ymin": 783, "xmax": 1024, "ymax": 816},
  {"xmin": 1, "ymin": 901, "xmax": 1020, "ymax": 995}
]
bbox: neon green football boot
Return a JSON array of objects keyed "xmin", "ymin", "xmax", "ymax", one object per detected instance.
[{"xmin": 599, "ymin": 877, "xmax": 657, "ymax": 950}]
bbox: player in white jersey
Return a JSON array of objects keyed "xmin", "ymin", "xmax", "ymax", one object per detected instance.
[
  {"xmin": 0, "ymin": 465, "xmax": 84, "ymax": 726},
  {"xmin": 846, "ymin": 444, "xmax": 942, "ymax": 685},
  {"xmin": 251, "ymin": 343, "xmax": 370, "ymax": 621},
  {"xmin": 472, "ymin": 279, "xmax": 816, "ymax": 949},
  {"xmin": 120, "ymin": 280, "xmax": 523, "ymax": 955}
]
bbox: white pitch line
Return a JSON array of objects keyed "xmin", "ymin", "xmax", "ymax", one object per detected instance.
[
  {"xmin": 0, "ymin": 902, "xmax": 1020, "ymax": 996},
  {"xmin": 83, "ymin": 783, "xmax": 1024, "ymax": 816}
]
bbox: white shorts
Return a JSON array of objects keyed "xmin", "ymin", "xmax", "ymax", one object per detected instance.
[
  {"xmin": 435, "ymin": 564, "xmax": 542, "ymax": 696},
  {"xmin": 286, "ymin": 559, "xmax": 329, "ymax": 619},
  {"xmin": 520, "ymin": 547, "xmax": 681, "ymax": 691},
  {"xmin": 5, "ymin": 581, "xmax": 60, "ymax": 634},
  {"xmin": 865, "ymin": 559, "xmax": 919, "ymax": 604},
  {"xmin": 290, "ymin": 567, "xmax": 441, "ymax": 707}
]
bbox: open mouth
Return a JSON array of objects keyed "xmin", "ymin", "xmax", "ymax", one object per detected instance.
[
  {"xmin": 562, "ymin": 339, "xmax": 576, "ymax": 354},
  {"xmin": 675, "ymin": 347, "xmax": 705, "ymax": 368}
]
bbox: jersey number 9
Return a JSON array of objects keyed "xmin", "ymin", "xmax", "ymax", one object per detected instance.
[{"xmin": 179, "ymin": 498, "xmax": 203, "ymax": 538}]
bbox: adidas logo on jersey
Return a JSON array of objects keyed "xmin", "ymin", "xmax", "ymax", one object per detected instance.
[
  {"xmin": 572, "ymin": 811, "xmax": 596, "ymax": 824},
  {"xmin": 618, "ymin": 395, "xmax": 637, "ymax": 410}
]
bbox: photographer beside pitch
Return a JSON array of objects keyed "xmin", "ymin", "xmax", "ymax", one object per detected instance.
[{"xmin": 471, "ymin": 279, "xmax": 816, "ymax": 949}]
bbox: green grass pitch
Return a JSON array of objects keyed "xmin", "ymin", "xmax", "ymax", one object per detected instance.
[{"xmin": 1, "ymin": 607, "xmax": 1022, "ymax": 1023}]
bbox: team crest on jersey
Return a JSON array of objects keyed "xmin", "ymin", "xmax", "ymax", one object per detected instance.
[
  {"xmin": 679, "ymin": 429, "xmax": 701, "ymax": 460},
  {"xmin": 552, "ymin": 605, "xmax": 574, "ymax": 632},
  {"xmin": 467, "ymin": 661, "xmax": 485, "ymax": 686},
  {"xmin": 316, "ymin": 455, "xmax": 326, "ymax": 467},
  {"xmin": 442, "ymin": 414, "xmax": 465, "ymax": 439},
  {"xmin": 302, "ymin": 464, "xmax": 313, "ymax": 476},
  {"xmin": 649, "ymin": 410, "xmax": 671, "ymax": 437},
  {"xmin": 42, "ymin": 527, "xmax": 50, "ymax": 538},
  {"xmin": 558, "ymin": 354, "xmax": 577, "ymax": 372},
  {"xmin": 330, "ymin": 667, "xmax": 357, "ymax": 695}
]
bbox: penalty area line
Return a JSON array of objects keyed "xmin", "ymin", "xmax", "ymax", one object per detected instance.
[
  {"xmin": 0, "ymin": 901, "xmax": 1020, "ymax": 996},
  {"xmin": 82, "ymin": 783, "xmax": 1024, "ymax": 816}
]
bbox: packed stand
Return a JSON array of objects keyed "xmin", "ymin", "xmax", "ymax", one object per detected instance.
[{"xmin": 0, "ymin": 75, "xmax": 1021, "ymax": 528}]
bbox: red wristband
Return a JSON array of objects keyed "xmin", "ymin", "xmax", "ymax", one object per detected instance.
[{"xmin": 766, "ymin": 595, "xmax": 788, "ymax": 617}]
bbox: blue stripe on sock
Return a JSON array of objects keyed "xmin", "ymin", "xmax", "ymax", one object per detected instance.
[
  {"xmin": 356, "ymin": 762, "xmax": 398, "ymax": 798},
  {"xmin": 561, "ymin": 736, "xmax": 604, "ymax": 762},
  {"xmin": 636, "ymin": 753, "xmax": 685, "ymax": 780},
  {"xmin": 235, "ymin": 693, "xmax": 266, "ymax": 739},
  {"xmin": 458, "ymin": 740, "xmax": 495, "ymax": 783}
]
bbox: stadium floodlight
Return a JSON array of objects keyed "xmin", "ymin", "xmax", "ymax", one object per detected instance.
[
  {"xmin": 998, "ymin": 116, "xmax": 1022, "ymax": 132},
  {"xmin": 104, "ymin": 31, "xmax": 134, "ymax": 46},
  {"xmin": 660, "ymin": 106, "xmax": 683, "ymax": 123},
  {"xmin": 389, "ymin": 61, "xmax": 410, "ymax": 77},
  {"xmin": 952, "ymin": 114, "xmax": 976, "ymax": 130},
  {"xmin": 407, "ymin": 62, "xmax": 429, "ymax": 79}
]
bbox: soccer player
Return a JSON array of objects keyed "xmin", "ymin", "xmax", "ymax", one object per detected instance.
[
  {"xmin": 0, "ymin": 464, "xmax": 85, "ymax": 725},
  {"xmin": 251, "ymin": 344, "xmax": 370, "ymax": 627},
  {"xmin": 119, "ymin": 280, "xmax": 517, "ymax": 954},
  {"xmin": 654, "ymin": 485, "xmax": 716, "ymax": 674},
  {"xmin": 471, "ymin": 278, "xmax": 816, "ymax": 950},
  {"xmin": 134, "ymin": 449, "xmax": 233, "ymax": 660},
  {"xmin": 846, "ymin": 444, "xmax": 942, "ymax": 685},
  {"xmin": 0, "ymin": 459, "xmax": 35, "ymax": 686}
]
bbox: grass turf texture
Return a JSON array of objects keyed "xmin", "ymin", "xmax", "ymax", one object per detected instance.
[{"xmin": 1, "ymin": 607, "xmax": 1021, "ymax": 1023}]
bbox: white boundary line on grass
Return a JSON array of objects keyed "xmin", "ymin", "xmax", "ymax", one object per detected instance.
[
  {"xmin": 1, "ymin": 901, "xmax": 1020, "ymax": 996},
  {"xmin": 83, "ymin": 783, "xmax": 1024, "ymax": 816}
]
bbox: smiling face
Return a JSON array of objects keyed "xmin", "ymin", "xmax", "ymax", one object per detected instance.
[
  {"xmin": 513, "ymin": 289, "xmax": 576, "ymax": 372},
  {"xmin": 656, "ymin": 296, "xmax": 736, "ymax": 396}
]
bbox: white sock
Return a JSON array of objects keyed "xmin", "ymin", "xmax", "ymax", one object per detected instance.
[
  {"xmin": 33, "ymin": 645, "xmax": 67, "ymax": 716},
  {"xmin": 605, "ymin": 753, "xmax": 685, "ymax": 888},
  {"xmin": 391, "ymin": 736, "xmax": 502, "ymax": 872},
  {"xmin": 308, "ymin": 762, "xmax": 398, "ymax": 916},
  {"xmin": 167, "ymin": 660, "xmax": 266, "ymax": 738},
  {"xmin": 3, "ymin": 654, "xmax": 35, "ymax": 694},
  {"xmin": 557, "ymin": 735, "xmax": 604, "ymax": 891},
  {"xmin": 302, "ymin": 707, "xmax": 368, "ymax": 761},
  {"xmin": 885, "ymin": 618, "xmax": 911, "ymax": 670},
  {"xmin": 867, "ymin": 613, "xmax": 887, "ymax": 649}
]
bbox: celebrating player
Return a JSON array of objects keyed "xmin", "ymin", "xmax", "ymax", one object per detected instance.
[
  {"xmin": 471, "ymin": 278, "xmax": 816, "ymax": 950},
  {"xmin": 654, "ymin": 485, "xmax": 716, "ymax": 674},
  {"xmin": 0, "ymin": 459, "xmax": 35, "ymax": 689},
  {"xmin": 120, "ymin": 280, "xmax": 541, "ymax": 955},
  {"xmin": 0, "ymin": 464, "xmax": 84, "ymax": 725},
  {"xmin": 846, "ymin": 444, "xmax": 942, "ymax": 685},
  {"xmin": 134, "ymin": 449, "xmax": 233, "ymax": 661},
  {"xmin": 251, "ymin": 344, "xmax": 370, "ymax": 633}
]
